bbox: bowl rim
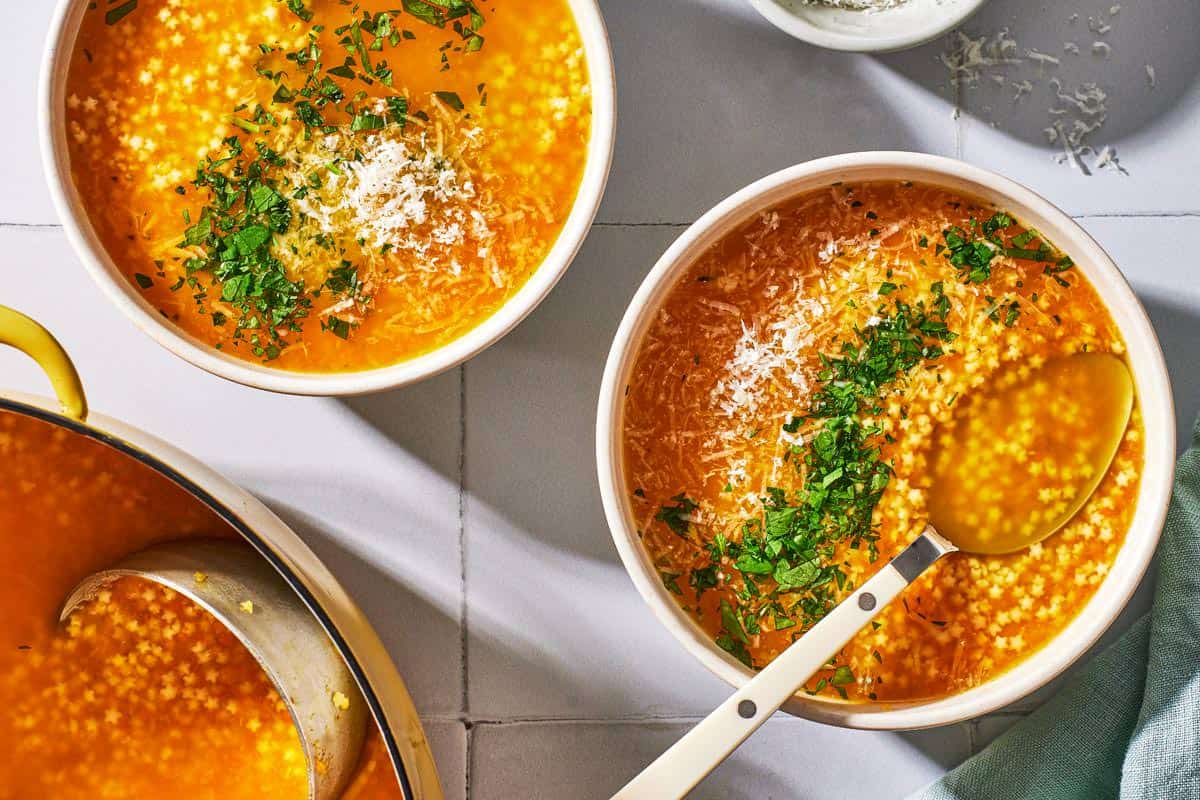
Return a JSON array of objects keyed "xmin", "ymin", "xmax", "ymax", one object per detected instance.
[
  {"xmin": 38, "ymin": 0, "xmax": 617, "ymax": 396},
  {"xmin": 745, "ymin": 0, "xmax": 989, "ymax": 54},
  {"xmin": 595, "ymin": 151, "xmax": 1176, "ymax": 730},
  {"xmin": 0, "ymin": 390, "xmax": 441, "ymax": 799}
]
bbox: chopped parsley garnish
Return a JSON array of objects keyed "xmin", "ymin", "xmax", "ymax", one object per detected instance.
[
  {"xmin": 942, "ymin": 212, "xmax": 1071, "ymax": 288},
  {"xmin": 660, "ymin": 571, "xmax": 684, "ymax": 595},
  {"xmin": 942, "ymin": 224, "xmax": 998, "ymax": 283},
  {"xmin": 181, "ymin": 136, "xmax": 310, "ymax": 359},
  {"xmin": 656, "ymin": 494, "xmax": 698, "ymax": 538},
  {"xmin": 160, "ymin": 1, "xmax": 491, "ymax": 359},
  {"xmin": 689, "ymin": 566, "xmax": 719, "ymax": 598},
  {"xmin": 434, "ymin": 90, "xmax": 466, "ymax": 111},
  {"xmin": 668, "ymin": 290, "xmax": 957, "ymax": 680},
  {"xmin": 105, "ymin": 0, "xmax": 138, "ymax": 26},
  {"xmin": 285, "ymin": 0, "xmax": 314, "ymax": 22},
  {"xmin": 322, "ymin": 317, "xmax": 353, "ymax": 339},
  {"xmin": 831, "ymin": 664, "xmax": 856, "ymax": 686}
]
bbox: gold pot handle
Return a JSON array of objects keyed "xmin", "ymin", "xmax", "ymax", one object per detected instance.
[{"xmin": 0, "ymin": 306, "xmax": 88, "ymax": 422}]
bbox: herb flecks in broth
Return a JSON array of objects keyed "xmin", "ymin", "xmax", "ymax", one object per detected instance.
[
  {"xmin": 687, "ymin": 287, "xmax": 958, "ymax": 687},
  {"xmin": 67, "ymin": 0, "xmax": 590, "ymax": 370},
  {"xmin": 624, "ymin": 181, "xmax": 1143, "ymax": 703},
  {"xmin": 166, "ymin": 2, "xmax": 485, "ymax": 356}
]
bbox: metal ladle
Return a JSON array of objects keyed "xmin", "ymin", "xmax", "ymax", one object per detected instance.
[
  {"xmin": 61, "ymin": 539, "xmax": 368, "ymax": 800},
  {"xmin": 612, "ymin": 352, "xmax": 1135, "ymax": 799}
]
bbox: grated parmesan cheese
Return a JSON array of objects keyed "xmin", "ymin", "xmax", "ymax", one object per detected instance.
[
  {"xmin": 290, "ymin": 125, "xmax": 491, "ymax": 263},
  {"xmin": 711, "ymin": 299, "xmax": 823, "ymax": 419}
]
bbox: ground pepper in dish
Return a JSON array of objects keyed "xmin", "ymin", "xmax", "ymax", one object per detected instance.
[
  {"xmin": 65, "ymin": 0, "xmax": 591, "ymax": 370},
  {"xmin": 622, "ymin": 181, "xmax": 1144, "ymax": 702}
]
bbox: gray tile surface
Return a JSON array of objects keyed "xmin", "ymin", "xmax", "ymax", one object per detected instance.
[
  {"xmin": 471, "ymin": 719, "xmax": 970, "ymax": 800},
  {"xmin": 426, "ymin": 721, "xmax": 470, "ymax": 800},
  {"xmin": 951, "ymin": 0, "xmax": 1200, "ymax": 215},
  {"xmin": 3, "ymin": 0, "xmax": 1197, "ymax": 797}
]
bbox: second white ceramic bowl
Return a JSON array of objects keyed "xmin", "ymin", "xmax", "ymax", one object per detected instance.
[
  {"xmin": 39, "ymin": 0, "xmax": 616, "ymax": 396},
  {"xmin": 747, "ymin": 0, "xmax": 988, "ymax": 53},
  {"xmin": 596, "ymin": 151, "xmax": 1175, "ymax": 730}
]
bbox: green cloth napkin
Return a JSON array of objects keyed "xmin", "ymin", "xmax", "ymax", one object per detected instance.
[{"xmin": 912, "ymin": 419, "xmax": 1200, "ymax": 800}]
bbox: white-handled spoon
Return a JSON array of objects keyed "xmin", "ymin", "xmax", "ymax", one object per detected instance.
[{"xmin": 612, "ymin": 353, "xmax": 1134, "ymax": 799}]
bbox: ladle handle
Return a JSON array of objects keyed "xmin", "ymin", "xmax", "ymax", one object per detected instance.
[
  {"xmin": 611, "ymin": 526, "xmax": 956, "ymax": 800},
  {"xmin": 0, "ymin": 306, "xmax": 87, "ymax": 421}
]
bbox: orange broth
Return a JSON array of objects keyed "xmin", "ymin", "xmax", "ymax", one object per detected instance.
[
  {"xmin": 621, "ymin": 181, "xmax": 1144, "ymax": 702},
  {"xmin": 65, "ymin": 0, "xmax": 591, "ymax": 371},
  {"xmin": 0, "ymin": 409, "xmax": 403, "ymax": 799}
]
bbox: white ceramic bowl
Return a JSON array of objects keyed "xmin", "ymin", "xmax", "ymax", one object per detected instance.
[
  {"xmin": 39, "ymin": 0, "xmax": 616, "ymax": 396},
  {"xmin": 747, "ymin": 0, "xmax": 988, "ymax": 53},
  {"xmin": 596, "ymin": 152, "xmax": 1175, "ymax": 730}
]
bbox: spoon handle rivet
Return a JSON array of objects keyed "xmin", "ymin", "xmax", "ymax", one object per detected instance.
[
  {"xmin": 858, "ymin": 593, "xmax": 876, "ymax": 611},
  {"xmin": 737, "ymin": 700, "xmax": 757, "ymax": 719}
]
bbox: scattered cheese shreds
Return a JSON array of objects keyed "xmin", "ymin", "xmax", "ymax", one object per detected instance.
[
  {"xmin": 712, "ymin": 309, "xmax": 818, "ymax": 419},
  {"xmin": 288, "ymin": 119, "xmax": 493, "ymax": 267},
  {"xmin": 332, "ymin": 691, "xmax": 351, "ymax": 711},
  {"xmin": 239, "ymin": 600, "xmax": 255, "ymax": 614},
  {"xmin": 942, "ymin": 22, "xmax": 1142, "ymax": 176}
]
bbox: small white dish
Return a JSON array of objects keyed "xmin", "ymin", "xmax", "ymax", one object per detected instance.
[
  {"xmin": 39, "ymin": 0, "xmax": 615, "ymax": 396},
  {"xmin": 747, "ymin": 0, "xmax": 988, "ymax": 53},
  {"xmin": 596, "ymin": 151, "xmax": 1175, "ymax": 730}
]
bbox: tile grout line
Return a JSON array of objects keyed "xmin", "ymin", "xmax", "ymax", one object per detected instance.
[
  {"xmin": 422, "ymin": 709, "xmax": 1032, "ymax": 723},
  {"xmin": 592, "ymin": 221, "xmax": 692, "ymax": 228},
  {"xmin": 464, "ymin": 719, "xmax": 475, "ymax": 800},
  {"xmin": 1076, "ymin": 211, "xmax": 1200, "ymax": 219},
  {"xmin": 952, "ymin": 38, "xmax": 965, "ymax": 161},
  {"xmin": 458, "ymin": 363, "xmax": 473, "ymax": 800},
  {"xmin": 458, "ymin": 363, "xmax": 470, "ymax": 717},
  {"xmin": 452, "ymin": 713, "xmax": 842, "ymax": 725},
  {"xmin": 2, "ymin": 215, "xmax": 1200, "ymax": 230}
]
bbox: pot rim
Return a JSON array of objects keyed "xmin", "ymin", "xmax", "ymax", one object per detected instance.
[
  {"xmin": 38, "ymin": 0, "xmax": 616, "ymax": 396},
  {"xmin": 0, "ymin": 391, "xmax": 439, "ymax": 799},
  {"xmin": 596, "ymin": 151, "xmax": 1176, "ymax": 730}
]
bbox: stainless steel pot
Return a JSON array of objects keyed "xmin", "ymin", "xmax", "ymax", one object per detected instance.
[{"xmin": 0, "ymin": 305, "xmax": 443, "ymax": 800}]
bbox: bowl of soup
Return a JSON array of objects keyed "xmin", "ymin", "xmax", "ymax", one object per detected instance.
[
  {"xmin": 0, "ymin": 305, "xmax": 443, "ymax": 797},
  {"xmin": 40, "ymin": 0, "xmax": 615, "ymax": 395},
  {"xmin": 596, "ymin": 152, "xmax": 1174, "ymax": 729}
]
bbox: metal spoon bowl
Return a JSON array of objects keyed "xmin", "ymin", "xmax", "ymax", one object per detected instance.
[{"xmin": 61, "ymin": 539, "xmax": 368, "ymax": 800}]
